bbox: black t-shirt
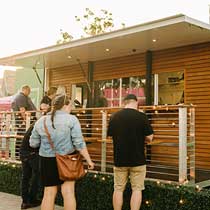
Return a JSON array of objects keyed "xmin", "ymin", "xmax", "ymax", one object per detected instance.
[
  {"xmin": 107, "ymin": 108, "xmax": 153, "ymax": 167},
  {"xmin": 40, "ymin": 95, "xmax": 52, "ymax": 106}
]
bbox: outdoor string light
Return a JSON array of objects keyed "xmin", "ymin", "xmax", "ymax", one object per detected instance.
[
  {"xmin": 145, "ymin": 200, "xmax": 149, "ymax": 205},
  {"xmin": 179, "ymin": 199, "xmax": 184, "ymax": 204}
]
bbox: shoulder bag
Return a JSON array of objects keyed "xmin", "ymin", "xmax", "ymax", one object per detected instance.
[{"xmin": 43, "ymin": 117, "xmax": 86, "ymax": 181}]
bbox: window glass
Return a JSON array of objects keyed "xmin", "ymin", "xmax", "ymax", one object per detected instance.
[
  {"xmin": 121, "ymin": 76, "xmax": 146, "ymax": 106},
  {"xmin": 94, "ymin": 76, "xmax": 146, "ymax": 107},
  {"xmin": 158, "ymin": 71, "xmax": 184, "ymax": 105},
  {"xmin": 71, "ymin": 83, "xmax": 88, "ymax": 108},
  {"xmin": 94, "ymin": 79, "xmax": 120, "ymax": 107}
]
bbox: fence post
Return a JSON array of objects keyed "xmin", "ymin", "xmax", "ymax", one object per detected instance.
[
  {"xmin": 101, "ymin": 111, "xmax": 107, "ymax": 172},
  {"xmin": 179, "ymin": 107, "xmax": 187, "ymax": 183},
  {"xmin": 10, "ymin": 112, "xmax": 16, "ymax": 159},
  {"xmin": 1, "ymin": 113, "xmax": 8, "ymax": 158},
  {"xmin": 189, "ymin": 107, "xmax": 195, "ymax": 184},
  {"xmin": 25, "ymin": 112, "xmax": 31, "ymax": 130}
]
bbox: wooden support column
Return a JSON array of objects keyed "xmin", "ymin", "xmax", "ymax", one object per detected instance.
[
  {"xmin": 145, "ymin": 51, "xmax": 153, "ymax": 163},
  {"xmin": 146, "ymin": 50, "xmax": 153, "ymax": 105},
  {"xmin": 87, "ymin": 61, "xmax": 94, "ymax": 108}
]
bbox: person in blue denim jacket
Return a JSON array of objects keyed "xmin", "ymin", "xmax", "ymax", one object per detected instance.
[{"xmin": 30, "ymin": 94, "xmax": 94, "ymax": 210}]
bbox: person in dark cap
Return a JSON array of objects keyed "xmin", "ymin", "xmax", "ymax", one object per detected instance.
[
  {"xmin": 124, "ymin": 93, "xmax": 138, "ymax": 101},
  {"xmin": 107, "ymin": 94, "xmax": 153, "ymax": 210}
]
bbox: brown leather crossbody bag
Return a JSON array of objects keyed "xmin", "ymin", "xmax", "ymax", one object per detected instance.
[{"xmin": 44, "ymin": 117, "xmax": 85, "ymax": 181}]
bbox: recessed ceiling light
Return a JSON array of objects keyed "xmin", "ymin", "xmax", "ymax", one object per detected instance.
[
  {"xmin": 152, "ymin": 39, "xmax": 157, "ymax": 42},
  {"xmin": 105, "ymin": 48, "xmax": 110, "ymax": 52},
  {"xmin": 67, "ymin": 55, "xmax": 72, "ymax": 59}
]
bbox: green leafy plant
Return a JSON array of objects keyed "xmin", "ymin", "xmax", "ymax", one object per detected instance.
[
  {"xmin": 56, "ymin": 29, "xmax": 74, "ymax": 44},
  {"xmin": 57, "ymin": 8, "xmax": 125, "ymax": 44},
  {"xmin": 1, "ymin": 161, "xmax": 210, "ymax": 210},
  {"xmin": 75, "ymin": 8, "xmax": 125, "ymax": 36}
]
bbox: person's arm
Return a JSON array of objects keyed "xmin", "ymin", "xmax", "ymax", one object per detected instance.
[
  {"xmin": 143, "ymin": 114, "xmax": 154, "ymax": 143},
  {"xmin": 28, "ymin": 97, "xmax": 36, "ymax": 110},
  {"xmin": 79, "ymin": 147, "xmax": 94, "ymax": 169},
  {"xmin": 71, "ymin": 116, "xmax": 94, "ymax": 169},
  {"xmin": 29, "ymin": 122, "xmax": 41, "ymax": 148},
  {"xmin": 15, "ymin": 95, "xmax": 27, "ymax": 120},
  {"xmin": 145, "ymin": 134, "xmax": 154, "ymax": 143},
  {"xmin": 19, "ymin": 107, "xmax": 26, "ymax": 120}
]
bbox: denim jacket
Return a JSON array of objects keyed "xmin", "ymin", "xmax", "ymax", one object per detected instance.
[{"xmin": 29, "ymin": 110, "xmax": 86, "ymax": 157}]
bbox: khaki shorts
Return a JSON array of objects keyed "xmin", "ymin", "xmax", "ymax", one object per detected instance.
[{"xmin": 114, "ymin": 165, "xmax": 146, "ymax": 192}]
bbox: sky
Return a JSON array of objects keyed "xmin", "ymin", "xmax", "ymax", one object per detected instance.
[{"xmin": 0, "ymin": 0, "xmax": 210, "ymax": 78}]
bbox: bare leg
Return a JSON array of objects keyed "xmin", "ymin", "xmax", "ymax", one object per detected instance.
[
  {"xmin": 61, "ymin": 181, "xmax": 76, "ymax": 210},
  {"xmin": 130, "ymin": 190, "xmax": 142, "ymax": 210},
  {"xmin": 41, "ymin": 186, "xmax": 57, "ymax": 210},
  {"xmin": 113, "ymin": 190, "xmax": 123, "ymax": 210}
]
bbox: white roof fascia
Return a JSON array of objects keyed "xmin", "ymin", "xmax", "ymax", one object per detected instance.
[
  {"xmin": 0, "ymin": 14, "xmax": 187, "ymax": 63},
  {"xmin": 184, "ymin": 16, "xmax": 210, "ymax": 30}
]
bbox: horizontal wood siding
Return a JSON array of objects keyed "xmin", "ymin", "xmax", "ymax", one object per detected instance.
[
  {"xmin": 153, "ymin": 42, "xmax": 210, "ymax": 169},
  {"xmin": 94, "ymin": 53, "xmax": 146, "ymax": 81},
  {"xmin": 49, "ymin": 64, "xmax": 88, "ymax": 95}
]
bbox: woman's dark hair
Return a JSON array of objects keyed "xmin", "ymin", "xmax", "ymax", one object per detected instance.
[{"xmin": 51, "ymin": 94, "xmax": 70, "ymax": 129}]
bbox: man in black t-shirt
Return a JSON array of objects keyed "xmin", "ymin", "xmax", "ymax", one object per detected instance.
[{"xmin": 108, "ymin": 94, "xmax": 153, "ymax": 210}]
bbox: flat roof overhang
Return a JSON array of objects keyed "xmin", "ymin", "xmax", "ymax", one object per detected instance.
[{"xmin": 1, "ymin": 14, "xmax": 210, "ymax": 69}]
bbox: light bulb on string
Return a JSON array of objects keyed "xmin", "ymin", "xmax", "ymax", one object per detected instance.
[
  {"xmin": 171, "ymin": 122, "xmax": 176, "ymax": 127},
  {"xmin": 179, "ymin": 199, "xmax": 184, "ymax": 204},
  {"xmin": 195, "ymin": 185, "xmax": 201, "ymax": 192}
]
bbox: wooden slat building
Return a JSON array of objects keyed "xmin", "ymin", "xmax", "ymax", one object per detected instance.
[{"xmin": 1, "ymin": 14, "xmax": 210, "ymax": 172}]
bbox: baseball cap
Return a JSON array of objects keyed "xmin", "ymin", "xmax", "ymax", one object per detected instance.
[{"xmin": 123, "ymin": 94, "xmax": 137, "ymax": 101}]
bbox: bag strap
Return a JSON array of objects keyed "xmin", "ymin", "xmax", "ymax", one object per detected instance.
[{"xmin": 43, "ymin": 117, "xmax": 55, "ymax": 150}]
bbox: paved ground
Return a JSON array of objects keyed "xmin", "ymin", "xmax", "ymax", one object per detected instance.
[{"xmin": 0, "ymin": 192, "xmax": 63, "ymax": 210}]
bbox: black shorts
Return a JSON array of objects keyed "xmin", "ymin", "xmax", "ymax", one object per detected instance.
[{"xmin": 39, "ymin": 156, "xmax": 64, "ymax": 187}]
